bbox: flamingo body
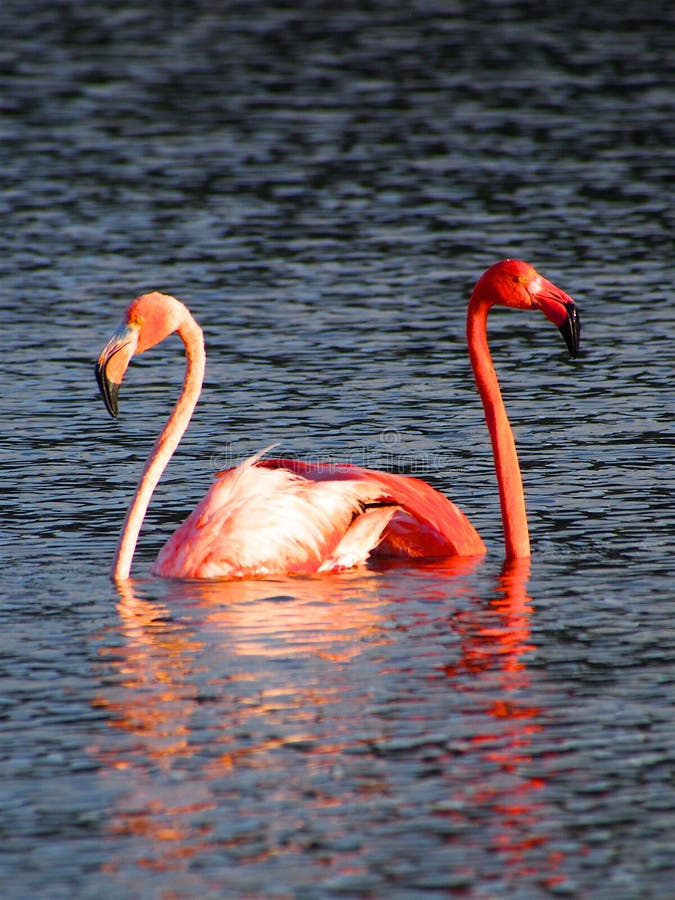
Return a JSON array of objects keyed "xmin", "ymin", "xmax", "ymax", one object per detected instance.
[
  {"xmin": 95, "ymin": 260, "xmax": 580, "ymax": 581},
  {"xmin": 153, "ymin": 453, "xmax": 485, "ymax": 579}
]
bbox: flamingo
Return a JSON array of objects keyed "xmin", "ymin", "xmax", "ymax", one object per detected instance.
[{"xmin": 95, "ymin": 259, "xmax": 580, "ymax": 580}]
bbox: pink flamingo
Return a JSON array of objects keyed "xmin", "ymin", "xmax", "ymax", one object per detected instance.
[{"xmin": 96, "ymin": 259, "xmax": 579, "ymax": 580}]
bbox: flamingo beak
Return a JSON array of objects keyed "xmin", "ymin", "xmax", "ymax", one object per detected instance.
[
  {"xmin": 531, "ymin": 277, "xmax": 581, "ymax": 359},
  {"xmin": 95, "ymin": 323, "xmax": 138, "ymax": 418},
  {"xmin": 558, "ymin": 301, "xmax": 581, "ymax": 358}
]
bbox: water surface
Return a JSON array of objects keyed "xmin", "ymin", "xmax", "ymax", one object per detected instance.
[{"xmin": 1, "ymin": 2, "xmax": 674, "ymax": 897}]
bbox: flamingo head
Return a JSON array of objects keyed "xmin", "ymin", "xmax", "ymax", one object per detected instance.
[
  {"xmin": 474, "ymin": 259, "xmax": 580, "ymax": 358},
  {"xmin": 95, "ymin": 292, "xmax": 187, "ymax": 417}
]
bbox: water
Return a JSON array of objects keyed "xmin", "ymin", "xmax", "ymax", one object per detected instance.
[{"xmin": 1, "ymin": 1, "xmax": 674, "ymax": 896}]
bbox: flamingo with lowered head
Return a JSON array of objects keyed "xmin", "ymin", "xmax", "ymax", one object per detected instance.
[{"xmin": 95, "ymin": 259, "xmax": 579, "ymax": 580}]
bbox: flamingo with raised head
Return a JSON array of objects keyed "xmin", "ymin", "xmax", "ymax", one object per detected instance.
[{"xmin": 95, "ymin": 259, "xmax": 580, "ymax": 580}]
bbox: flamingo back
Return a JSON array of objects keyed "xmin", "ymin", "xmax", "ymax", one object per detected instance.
[{"xmin": 152, "ymin": 452, "xmax": 485, "ymax": 579}]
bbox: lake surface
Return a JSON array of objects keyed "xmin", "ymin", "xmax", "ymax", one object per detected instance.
[{"xmin": 1, "ymin": 2, "xmax": 674, "ymax": 897}]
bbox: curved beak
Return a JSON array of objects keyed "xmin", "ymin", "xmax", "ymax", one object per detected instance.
[
  {"xmin": 95, "ymin": 323, "xmax": 138, "ymax": 417},
  {"xmin": 531, "ymin": 277, "xmax": 581, "ymax": 359},
  {"xmin": 557, "ymin": 301, "xmax": 581, "ymax": 358}
]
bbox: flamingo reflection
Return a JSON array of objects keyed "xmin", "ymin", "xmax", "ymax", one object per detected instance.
[
  {"xmin": 438, "ymin": 558, "xmax": 566, "ymax": 890},
  {"xmin": 90, "ymin": 560, "xmax": 566, "ymax": 888},
  {"xmin": 92, "ymin": 571, "xmax": 394, "ymax": 874}
]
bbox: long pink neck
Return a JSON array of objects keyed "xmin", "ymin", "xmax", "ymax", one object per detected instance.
[
  {"xmin": 467, "ymin": 294, "xmax": 530, "ymax": 559},
  {"xmin": 112, "ymin": 315, "xmax": 205, "ymax": 580}
]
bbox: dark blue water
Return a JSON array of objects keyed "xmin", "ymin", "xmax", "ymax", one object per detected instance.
[{"xmin": 2, "ymin": 2, "xmax": 674, "ymax": 897}]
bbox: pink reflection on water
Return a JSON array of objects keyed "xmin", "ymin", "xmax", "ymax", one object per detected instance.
[{"xmin": 89, "ymin": 558, "xmax": 572, "ymax": 890}]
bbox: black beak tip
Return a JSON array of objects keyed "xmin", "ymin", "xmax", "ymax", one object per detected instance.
[
  {"xmin": 95, "ymin": 361, "xmax": 120, "ymax": 418},
  {"xmin": 559, "ymin": 302, "xmax": 581, "ymax": 359}
]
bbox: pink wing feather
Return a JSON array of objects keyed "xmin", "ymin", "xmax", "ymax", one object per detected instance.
[{"xmin": 261, "ymin": 458, "xmax": 486, "ymax": 559}]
